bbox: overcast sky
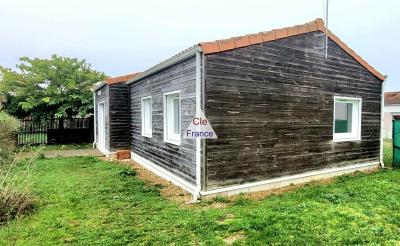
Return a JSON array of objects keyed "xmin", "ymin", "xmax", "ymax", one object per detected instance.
[{"xmin": 1, "ymin": 0, "xmax": 399, "ymax": 91}]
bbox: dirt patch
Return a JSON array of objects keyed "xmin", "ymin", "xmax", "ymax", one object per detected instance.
[
  {"xmin": 234, "ymin": 179, "xmax": 334, "ymax": 201},
  {"xmin": 114, "ymin": 159, "xmax": 193, "ymax": 204},
  {"xmin": 111, "ymin": 158, "xmax": 381, "ymax": 205},
  {"xmin": 223, "ymin": 231, "xmax": 245, "ymax": 245},
  {"xmin": 229, "ymin": 167, "xmax": 381, "ymax": 201}
]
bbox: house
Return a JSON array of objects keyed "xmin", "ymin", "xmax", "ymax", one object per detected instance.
[
  {"xmin": 384, "ymin": 92, "xmax": 400, "ymax": 139},
  {"xmin": 94, "ymin": 19, "xmax": 385, "ymax": 199},
  {"xmin": 93, "ymin": 73, "xmax": 140, "ymax": 154}
]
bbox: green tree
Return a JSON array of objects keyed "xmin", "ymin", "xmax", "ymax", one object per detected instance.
[{"xmin": 0, "ymin": 55, "xmax": 106, "ymax": 119}]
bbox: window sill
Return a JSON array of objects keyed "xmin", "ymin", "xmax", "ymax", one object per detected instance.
[
  {"xmin": 164, "ymin": 138, "xmax": 181, "ymax": 146},
  {"xmin": 333, "ymin": 138, "xmax": 361, "ymax": 143},
  {"xmin": 142, "ymin": 134, "xmax": 152, "ymax": 138}
]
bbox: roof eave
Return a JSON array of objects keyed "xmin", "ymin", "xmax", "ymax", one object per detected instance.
[
  {"xmin": 93, "ymin": 81, "xmax": 107, "ymax": 92},
  {"xmin": 126, "ymin": 45, "xmax": 201, "ymax": 85},
  {"xmin": 199, "ymin": 18, "xmax": 385, "ymax": 82}
]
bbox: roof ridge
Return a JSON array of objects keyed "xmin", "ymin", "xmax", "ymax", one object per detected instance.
[{"xmin": 199, "ymin": 18, "xmax": 384, "ymax": 81}]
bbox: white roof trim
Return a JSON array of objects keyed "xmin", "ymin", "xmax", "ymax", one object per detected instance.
[
  {"xmin": 126, "ymin": 45, "xmax": 201, "ymax": 85},
  {"xmin": 93, "ymin": 81, "xmax": 107, "ymax": 92}
]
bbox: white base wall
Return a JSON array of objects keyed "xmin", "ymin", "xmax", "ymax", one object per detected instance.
[
  {"xmin": 130, "ymin": 151, "xmax": 380, "ymax": 199},
  {"xmin": 130, "ymin": 151, "xmax": 197, "ymax": 194},
  {"xmin": 200, "ymin": 162, "xmax": 380, "ymax": 198},
  {"xmin": 96, "ymin": 144, "xmax": 113, "ymax": 157}
]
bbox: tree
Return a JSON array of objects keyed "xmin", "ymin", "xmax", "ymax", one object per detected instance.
[{"xmin": 0, "ymin": 55, "xmax": 106, "ymax": 119}]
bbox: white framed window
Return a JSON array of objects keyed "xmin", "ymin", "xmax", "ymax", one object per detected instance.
[
  {"xmin": 141, "ymin": 96, "xmax": 152, "ymax": 137},
  {"xmin": 333, "ymin": 96, "xmax": 362, "ymax": 142},
  {"xmin": 164, "ymin": 91, "xmax": 181, "ymax": 145}
]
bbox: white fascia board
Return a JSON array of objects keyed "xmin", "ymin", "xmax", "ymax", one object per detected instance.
[
  {"xmin": 380, "ymin": 79, "xmax": 386, "ymax": 166},
  {"xmin": 195, "ymin": 50, "xmax": 202, "ymax": 199},
  {"xmin": 126, "ymin": 46, "xmax": 201, "ymax": 85},
  {"xmin": 93, "ymin": 81, "xmax": 107, "ymax": 92}
]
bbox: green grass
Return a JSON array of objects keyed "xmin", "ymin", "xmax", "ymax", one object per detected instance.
[
  {"xmin": 2, "ymin": 157, "xmax": 400, "ymax": 244},
  {"xmin": 384, "ymin": 139, "xmax": 393, "ymax": 167},
  {"xmin": 17, "ymin": 143, "xmax": 93, "ymax": 152}
]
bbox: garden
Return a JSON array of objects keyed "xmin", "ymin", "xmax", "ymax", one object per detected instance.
[{"xmin": 0, "ymin": 109, "xmax": 399, "ymax": 244}]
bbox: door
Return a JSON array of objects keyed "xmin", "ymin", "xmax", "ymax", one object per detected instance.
[{"xmin": 98, "ymin": 103, "xmax": 105, "ymax": 151}]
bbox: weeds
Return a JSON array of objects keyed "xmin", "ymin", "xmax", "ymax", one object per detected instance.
[{"xmin": 0, "ymin": 146, "xmax": 42, "ymax": 225}]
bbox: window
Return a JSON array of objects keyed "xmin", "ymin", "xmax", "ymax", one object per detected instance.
[
  {"xmin": 333, "ymin": 96, "xmax": 362, "ymax": 141},
  {"xmin": 141, "ymin": 97, "xmax": 152, "ymax": 137},
  {"xmin": 164, "ymin": 91, "xmax": 181, "ymax": 144}
]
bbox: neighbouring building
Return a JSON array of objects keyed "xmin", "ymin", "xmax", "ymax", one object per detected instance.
[
  {"xmin": 384, "ymin": 92, "xmax": 400, "ymax": 139},
  {"xmin": 94, "ymin": 19, "xmax": 385, "ymax": 199}
]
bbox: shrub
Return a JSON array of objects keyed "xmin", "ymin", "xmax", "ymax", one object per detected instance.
[
  {"xmin": 0, "ymin": 111, "xmax": 19, "ymax": 164},
  {"xmin": 0, "ymin": 158, "xmax": 36, "ymax": 225}
]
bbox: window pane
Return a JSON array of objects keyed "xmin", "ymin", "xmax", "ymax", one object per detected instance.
[
  {"xmin": 335, "ymin": 102, "xmax": 353, "ymax": 133},
  {"xmin": 173, "ymin": 98, "xmax": 180, "ymax": 134},
  {"xmin": 145, "ymin": 100, "xmax": 150, "ymax": 133},
  {"xmin": 142, "ymin": 98, "xmax": 151, "ymax": 135}
]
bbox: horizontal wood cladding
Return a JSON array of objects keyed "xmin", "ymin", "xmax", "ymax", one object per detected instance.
[
  {"xmin": 204, "ymin": 31, "xmax": 382, "ymax": 189},
  {"xmin": 95, "ymin": 85, "xmax": 110, "ymax": 151},
  {"xmin": 109, "ymin": 83, "xmax": 130, "ymax": 151},
  {"xmin": 129, "ymin": 56, "xmax": 197, "ymax": 184}
]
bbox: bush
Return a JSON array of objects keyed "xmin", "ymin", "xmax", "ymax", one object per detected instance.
[
  {"xmin": 0, "ymin": 111, "xmax": 19, "ymax": 164},
  {"xmin": 0, "ymin": 159, "xmax": 36, "ymax": 225}
]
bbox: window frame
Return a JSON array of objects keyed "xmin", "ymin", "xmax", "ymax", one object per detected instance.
[
  {"xmin": 333, "ymin": 96, "xmax": 362, "ymax": 142},
  {"xmin": 163, "ymin": 90, "xmax": 181, "ymax": 145},
  {"xmin": 141, "ymin": 96, "xmax": 152, "ymax": 138}
]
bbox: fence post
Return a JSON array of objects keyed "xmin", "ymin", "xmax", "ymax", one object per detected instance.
[
  {"xmin": 89, "ymin": 116, "xmax": 94, "ymax": 142},
  {"xmin": 58, "ymin": 118, "xmax": 64, "ymax": 144}
]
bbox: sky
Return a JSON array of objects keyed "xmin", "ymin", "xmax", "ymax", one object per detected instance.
[{"xmin": 0, "ymin": 0, "xmax": 399, "ymax": 91}]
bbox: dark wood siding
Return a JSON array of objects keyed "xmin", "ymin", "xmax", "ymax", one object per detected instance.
[
  {"xmin": 204, "ymin": 31, "xmax": 382, "ymax": 189},
  {"xmin": 95, "ymin": 85, "xmax": 110, "ymax": 151},
  {"xmin": 109, "ymin": 83, "xmax": 130, "ymax": 151},
  {"xmin": 129, "ymin": 56, "xmax": 197, "ymax": 184}
]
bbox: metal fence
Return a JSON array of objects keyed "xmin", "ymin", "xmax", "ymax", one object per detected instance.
[{"xmin": 17, "ymin": 117, "xmax": 93, "ymax": 145}]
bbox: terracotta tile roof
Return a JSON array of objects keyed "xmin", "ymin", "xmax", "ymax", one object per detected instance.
[
  {"xmin": 199, "ymin": 18, "xmax": 385, "ymax": 81},
  {"xmin": 106, "ymin": 72, "xmax": 141, "ymax": 85},
  {"xmin": 385, "ymin": 92, "xmax": 400, "ymax": 105}
]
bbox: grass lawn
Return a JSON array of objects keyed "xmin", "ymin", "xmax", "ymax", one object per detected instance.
[
  {"xmin": 1, "ymin": 157, "xmax": 400, "ymax": 245},
  {"xmin": 17, "ymin": 143, "xmax": 93, "ymax": 152},
  {"xmin": 384, "ymin": 139, "xmax": 393, "ymax": 167}
]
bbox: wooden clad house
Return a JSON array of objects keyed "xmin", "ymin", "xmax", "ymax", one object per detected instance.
[
  {"xmin": 94, "ymin": 73, "xmax": 140, "ymax": 154},
  {"xmin": 94, "ymin": 19, "xmax": 385, "ymax": 198}
]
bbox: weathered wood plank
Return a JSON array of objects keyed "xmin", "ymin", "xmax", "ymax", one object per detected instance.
[
  {"xmin": 204, "ymin": 32, "xmax": 382, "ymax": 190},
  {"xmin": 129, "ymin": 56, "xmax": 197, "ymax": 184}
]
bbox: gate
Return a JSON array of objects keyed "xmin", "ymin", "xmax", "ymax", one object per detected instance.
[
  {"xmin": 393, "ymin": 116, "xmax": 400, "ymax": 167},
  {"xmin": 16, "ymin": 117, "xmax": 94, "ymax": 145}
]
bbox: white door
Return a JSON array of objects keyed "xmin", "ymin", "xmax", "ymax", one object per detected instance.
[{"xmin": 98, "ymin": 103, "xmax": 105, "ymax": 151}]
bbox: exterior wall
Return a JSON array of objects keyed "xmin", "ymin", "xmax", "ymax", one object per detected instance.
[
  {"xmin": 204, "ymin": 31, "xmax": 382, "ymax": 190},
  {"xmin": 128, "ymin": 56, "xmax": 197, "ymax": 184},
  {"xmin": 109, "ymin": 83, "xmax": 130, "ymax": 151},
  {"xmin": 95, "ymin": 85, "xmax": 110, "ymax": 152},
  {"xmin": 384, "ymin": 104, "xmax": 400, "ymax": 139}
]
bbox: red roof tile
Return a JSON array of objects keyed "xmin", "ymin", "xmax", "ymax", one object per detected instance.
[
  {"xmin": 385, "ymin": 92, "xmax": 400, "ymax": 105},
  {"xmin": 199, "ymin": 18, "xmax": 384, "ymax": 81},
  {"xmin": 106, "ymin": 72, "xmax": 141, "ymax": 85}
]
